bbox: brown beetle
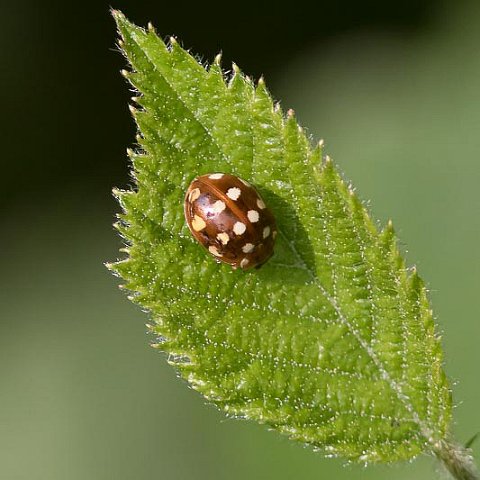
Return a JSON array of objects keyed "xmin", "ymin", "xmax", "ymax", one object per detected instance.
[{"xmin": 184, "ymin": 173, "xmax": 277, "ymax": 270}]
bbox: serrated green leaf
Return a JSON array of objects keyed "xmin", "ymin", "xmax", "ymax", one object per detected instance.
[{"xmin": 110, "ymin": 10, "xmax": 456, "ymax": 466}]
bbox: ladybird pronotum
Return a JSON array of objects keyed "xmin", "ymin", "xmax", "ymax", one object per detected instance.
[{"xmin": 184, "ymin": 173, "xmax": 277, "ymax": 270}]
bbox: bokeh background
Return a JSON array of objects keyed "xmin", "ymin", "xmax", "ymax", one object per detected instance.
[{"xmin": 1, "ymin": 0, "xmax": 479, "ymax": 478}]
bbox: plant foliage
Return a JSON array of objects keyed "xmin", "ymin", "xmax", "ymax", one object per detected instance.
[{"xmin": 110, "ymin": 10, "xmax": 458, "ymax": 467}]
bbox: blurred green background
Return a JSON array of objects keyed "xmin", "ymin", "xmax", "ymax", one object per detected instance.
[{"xmin": 1, "ymin": 0, "xmax": 479, "ymax": 479}]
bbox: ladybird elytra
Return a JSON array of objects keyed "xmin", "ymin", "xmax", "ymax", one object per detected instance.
[{"xmin": 184, "ymin": 173, "xmax": 277, "ymax": 270}]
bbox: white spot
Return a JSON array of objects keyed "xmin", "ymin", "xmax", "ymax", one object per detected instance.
[
  {"xmin": 208, "ymin": 246, "xmax": 223, "ymax": 257},
  {"xmin": 240, "ymin": 258, "xmax": 249, "ymax": 269},
  {"xmin": 263, "ymin": 226, "xmax": 271, "ymax": 238},
  {"xmin": 188, "ymin": 188, "xmax": 200, "ymax": 202},
  {"xmin": 247, "ymin": 210, "xmax": 259, "ymax": 223},
  {"xmin": 211, "ymin": 200, "xmax": 226, "ymax": 213},
  {"xmin": 209, "ymin": 173, "xmax": 224, "ymax": 179},
  {"xmin": 242, "ymin": 243, "xmax": 254, "ymax": 253},
  {"xmin": 192, "ymin": 215, "xmax": 206, "ymax": 231},
  {"xmin": 227, "ymin": 187, "xmax": 241, "ymax": 201},
  {"xmin": 233, "ymin": 221, "xmax": 246, "ymax": 235},
  {"xmin": 216, "ymin": 232, "xmax": 229, "ymax": 245},
  {"xmin": 256, "ymin": 198, "xmax": 266, "ymax": 209}
]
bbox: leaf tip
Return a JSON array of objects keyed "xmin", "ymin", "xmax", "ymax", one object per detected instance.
[
  {"xmin": 232, "ymin": 62, "xmax": 240, "ymax": 74},
  {"xmin": 214, "ymin": 52, "xmax": 222, "ymax": 65},
  {"xmin": 111, "ymin": 8, "xmax": 130, "ymax": 32},
  {"xmin": 147, "ymin": 21, "xmax": 155, "ymax": 33},
  {"xmin": 110, "ymin": 8, "xmax": 124, "ymax": 21}
]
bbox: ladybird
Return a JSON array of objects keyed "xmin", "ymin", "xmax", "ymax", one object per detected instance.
[{"xmin": 184, "ymin": 173, "xmax": 277, "ymax": 270}]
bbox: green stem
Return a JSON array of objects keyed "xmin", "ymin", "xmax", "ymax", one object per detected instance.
[{"xmin": 434, "ymin": 439, "xmax": 479, "ymax": 480}]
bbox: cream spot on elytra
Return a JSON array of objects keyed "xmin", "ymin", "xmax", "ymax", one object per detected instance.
[
  {"xmin": 263, "ymin": 226, "xmax": 271, "ymax": 238},
  {"xmin": 240, "ymin": 258, "xmax": 249, "ymax": 268},
  {"xmin": 209, "ymin": 173, "xmax": 224, "ymax": 179},
  {"xmin": 247, "ymin": 210, "xmax": 259, "ymax": 223},
  {"xmin": 233, "ymin": 221, "xmax": 246, "ymax": 235},
  {"xmin": 208, "ymin": 246, "xmax": 223, "ymax": 257},
  {"xmin": 226, "ymin": 187, "xmax": 241, "ymax": 201},
  {"xmin": 256, "ymin": 198, "xmax": 266, "ymax": 209},
  {"xmin": 242, "ymin": 243, "xmax": 254, "ymax": 253},
  {"xmin": 216, "ymin": 232, "xmax": 230, "ymax": 245},
  {"xmin": 211, "ymin": 200, "xmax": 226, "ymax": 213},
  {"xmin": 192, "ymin": 215, "xmax": 206, "ymax": 231},
  {"xmin": 189, "ymin": 188, "xmax": 201, "ymax": 202}
]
